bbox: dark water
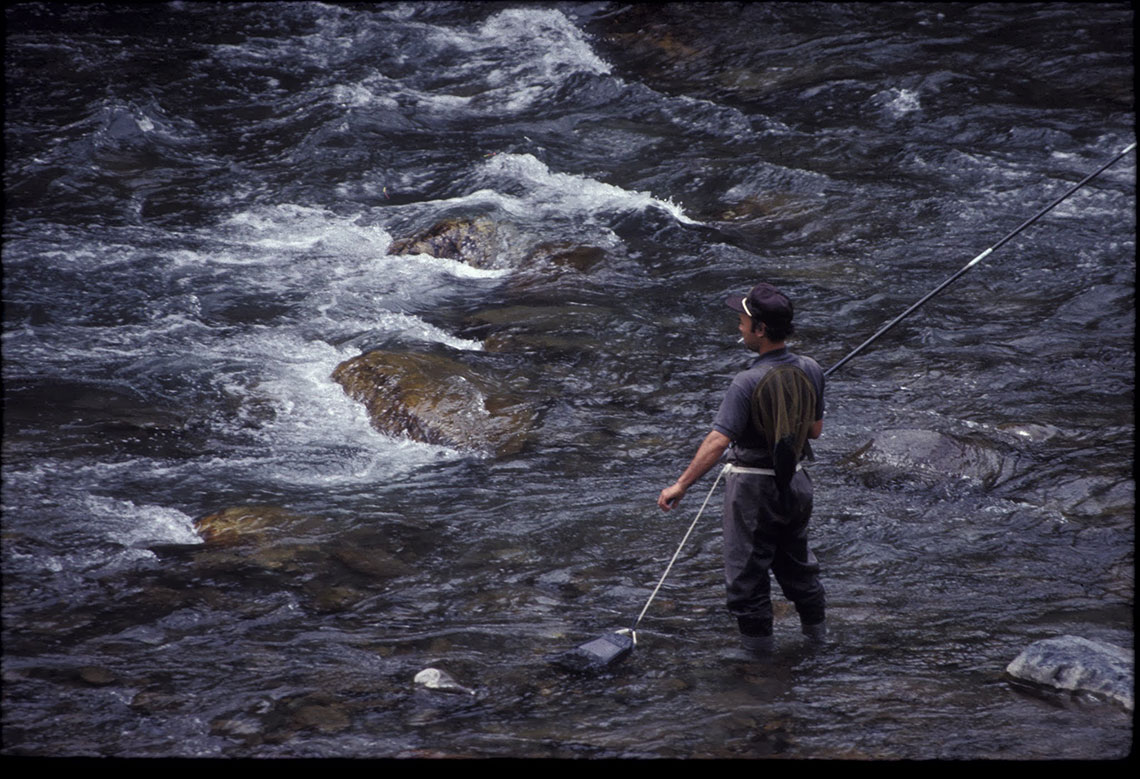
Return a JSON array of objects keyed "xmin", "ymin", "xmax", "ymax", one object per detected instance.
[{"xmin": 3, "ymin": 1, "xmax": 1133, "ymax": 758}]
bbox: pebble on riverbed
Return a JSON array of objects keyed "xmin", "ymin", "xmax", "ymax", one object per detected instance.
[
  {"xmin": 414, "ymin": 667, "xmax": 477, "ymax": 696},
  {"xmin": 76, "ymin": 666, "xmax": 117, "ymax": 686}
]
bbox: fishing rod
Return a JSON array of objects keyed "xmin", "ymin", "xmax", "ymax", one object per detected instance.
[{"xmin": 824, "ymin": 142, "xmax": 1137, "ymax": 378}]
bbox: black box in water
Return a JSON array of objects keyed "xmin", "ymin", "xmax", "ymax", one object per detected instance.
[{"xmin": 552, "ymin": 631, "xmax": 634, "ymax": 673}]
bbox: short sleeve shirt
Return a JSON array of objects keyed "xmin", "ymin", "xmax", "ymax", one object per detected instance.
[{"xmin": 711, "ymin": 348, "xmax": 825, "ymax": 454}]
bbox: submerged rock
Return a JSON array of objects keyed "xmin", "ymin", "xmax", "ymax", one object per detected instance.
[
  {"xmin": 291, "ymin": 701, "xmax": 351, "ymax": 733},
  {"xmin": 387, "ymin": 217, "xmax": 606, "ymax": 276},
  {"xmin": 257, "ymin": 691, "xmax": 355, "ymax": 741},
  {"xmin": 524, "ymin": 242, "xmax": 606, "ymax": 272},
  {"xmin": 463, "ymin": 303, "xmax": 611, "ymax": 354},
  {"xmin": 192, "ymin": 506, "xmax": 325, "ymax": 581},
  {"xmin": 716, "ymin": 193, "xmax": 806, "ymax": 222},
  {"xmin": 414, "ymin": 667, "xmax": 476, "ymax": 696},
  {"xmin": 842, "ymin": 428, "xmax": 1010, "ymax": 487},
  {"xmin": 77, "ymin": 666, "xmax": 117, "ymax": 686},
  {"xmin": 330, "ymin": 545, "xmax": 413, "ymax": 580},
  {"xmin": 189, "ymin": 506, "xmax": 414, "ymax": 613},
  {"xmin": 193, "ymin": 505, "xmax": 317, "ymax": 546},
  {"xmin": 1006, "ymin": 635, "xmax": 1133, "ymax": 710},
  {"xmin": 304, "ymin": 583, "xmax": 366, "ymax": 614},
  {"xmin": 331, "ymin": 350, "xmax": 533, "ymax": 456}
]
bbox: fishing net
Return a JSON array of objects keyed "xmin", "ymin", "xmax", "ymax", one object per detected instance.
[{"xmin": 750, "ymin": 364, "xmax": 818, "ymax": 509}]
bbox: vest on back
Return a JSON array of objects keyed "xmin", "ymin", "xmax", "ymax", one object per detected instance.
[{"xmin": 750, "ymin": 363, "xmax": 818, "ymax": 505}]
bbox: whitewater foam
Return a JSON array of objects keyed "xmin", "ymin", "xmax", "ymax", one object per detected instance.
[
  {"xmin": 412, "ymin": 8, "xmax": 612, "ymax": 115},
  {"xmin": 875, "ymin": 87, "xmax": 921, "ymax": 118},
  {"xmin": 84, "ymin": 494, "xmax": 203, "ymax": 548},
  {"xmin": 221, "ymin": 204, "xmax": 393, "ymax": 256},
  {"xmin": 461, "ymin": 152, "xmax": 699, "ymax": 225}
]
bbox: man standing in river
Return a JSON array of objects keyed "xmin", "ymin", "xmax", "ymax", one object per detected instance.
[{"xmin": 657, "ymin": 282, "xmax": 827, "ymax": 656}]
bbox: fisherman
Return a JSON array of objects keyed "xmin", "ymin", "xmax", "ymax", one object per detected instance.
[{"xmin": 657, "ymin": 282, "xmax": 827, "ymax": 656}]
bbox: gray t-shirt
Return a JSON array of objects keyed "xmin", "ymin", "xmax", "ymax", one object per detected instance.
[{"xmin": 711, "ymin": 347, "xmax": 825, "ymax": 463}]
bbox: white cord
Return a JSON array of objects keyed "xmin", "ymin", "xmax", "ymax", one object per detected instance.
[{"xmin": 631, "ymin": 464, "xmax": 728, "ymax": 632}]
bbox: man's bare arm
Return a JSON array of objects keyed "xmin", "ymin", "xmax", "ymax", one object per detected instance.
[{"xmin": 657, "ymin": 430, "xmax": 731, "ymax": 511}]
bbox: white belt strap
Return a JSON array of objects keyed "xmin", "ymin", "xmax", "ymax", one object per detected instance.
[{"xmin": 723, "ymin": 462, "xmax": 802, "ymax": 477}]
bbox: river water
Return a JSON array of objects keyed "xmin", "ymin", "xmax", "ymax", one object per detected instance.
[{"xmin": 2, "ymin": 1, "xmax": 1133, "ymax": 759}]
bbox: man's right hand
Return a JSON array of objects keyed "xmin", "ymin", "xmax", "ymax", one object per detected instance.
[
  {"xmin": 657, "ymin": 431, "xmax": 731, "ymax": 511},
  {"xmin": 657, "ymin": 482, "xmax": 686, "ymax": 511}
]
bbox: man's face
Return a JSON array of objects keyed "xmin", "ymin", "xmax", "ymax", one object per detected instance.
[{"xmin": 738, "ymin": 312, "xmax": 764, "ymax": 352}]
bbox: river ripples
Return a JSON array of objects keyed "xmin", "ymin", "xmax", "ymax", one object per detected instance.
[{"xmin": 3, "ymin": 1, "xmax": 1134, "ymax": 758}]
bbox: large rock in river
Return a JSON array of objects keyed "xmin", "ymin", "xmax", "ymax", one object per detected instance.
[
  {"xmin": 842, "ymin": 428, "xmax": 1012, "ymax": 487},
  {"xmin": 387, "ymin": 216, "xmax": 510, "ymax": 269},
  {"xmin": 331, "ymin": 350, "xmax": 533, "ymax": 456},
  {"xmin": 1006, "ymin": 635, "xmax": 1133, "ymax": 710},
  {"xmin": 194, "ymin": 505, "xmax": 318, "ymax": 546},
  {"xmin": 388, "ymin": 217, "xmax": 608, "ymax": 279}
]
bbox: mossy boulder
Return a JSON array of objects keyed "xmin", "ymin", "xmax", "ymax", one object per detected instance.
[
  {"xmin": 194, "ymin": 505, "xmax": 318, "ymax": 546},
  {"xmin": 331, "ymin": 350, "xmax": 533, "ymax": 456}
]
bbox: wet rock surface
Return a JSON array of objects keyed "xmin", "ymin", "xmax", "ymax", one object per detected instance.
[
  {"xmin": 1006, "ymin": 635, "xmax": 1134, "ymax": 711},
  {"xmin": 331, "ymin": 350, "xmax": 535, "ymax": 456},
  {"xmin": 387, "ymin": 216, "xmax": 510, "ymax": 269},
  {"xmin": 842, "ymin": 428, "xmax": 1013, "ymax": 487},
  {"xmin": 194, "ymin": 505, "xmax": 319, "ymax": 546},
  {"xmin": 461, "ymin": 303, "xmax": 612, "ymax": 355},
  {"xmin": 375, "ymin": 218, "xmax": 613, "ymax": 450},
  {"xmin": 524, "ymin": 242, "xmax": 606, "ymax": 273},
  {"xmin": 414, "ymin": 667, "xmax": 477, "ymax": 696}
]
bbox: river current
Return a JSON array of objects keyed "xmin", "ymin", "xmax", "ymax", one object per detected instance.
[{"xmin": 3, "ymin": 1, "xmax": 1134, "ymax": 758}]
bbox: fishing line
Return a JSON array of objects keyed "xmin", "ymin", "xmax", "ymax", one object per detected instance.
[
  {"xmin": 628, "ymin": 463, "xmax": 727, "ymax": 634},
  {"xmin": 824, "ymin": 142, "xmax": 1136, "ymax": 378},
  {"xmin": 552, "ymin": 466, "xmax": 726, "ymax": 672}
]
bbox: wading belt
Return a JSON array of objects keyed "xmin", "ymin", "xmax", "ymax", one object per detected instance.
[{"xmin": 724, "ymin": 462, "xmax": 802, "ymax": 477}]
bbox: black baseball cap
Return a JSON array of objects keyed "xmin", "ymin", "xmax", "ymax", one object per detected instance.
[{"xmin": 725, "ymin": 282, "xmax": 793, "ymax": 325}]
